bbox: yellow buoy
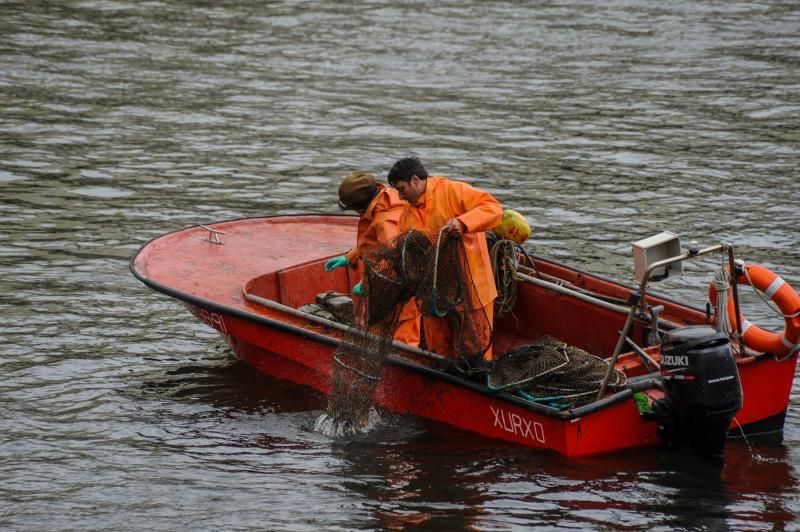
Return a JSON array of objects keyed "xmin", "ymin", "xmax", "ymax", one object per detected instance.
[{"xmin": 492, "ymin": 209, "xmax": 531, "ymax": 244}]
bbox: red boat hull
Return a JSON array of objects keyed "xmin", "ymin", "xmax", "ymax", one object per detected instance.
[
  {"xmin": 186, "ymin": 303, "xmax": 662, "ymax": 457},
  {"xmin": 132, "ymin": 215, "xmax": 798, "ymax": 457}
]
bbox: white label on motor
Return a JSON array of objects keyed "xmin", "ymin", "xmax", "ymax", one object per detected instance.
[
  {"xmin": 707, "ymin": 375, "xmax": 735, "ymax": 384},
  {"xmin": 662, "ymin": 354, "xmax": 689, "ymax": 367}
]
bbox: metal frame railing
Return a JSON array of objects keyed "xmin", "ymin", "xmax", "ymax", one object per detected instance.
[{"xmin": 596, "ymin": 242, "xmax": 737, "ymax": 399}]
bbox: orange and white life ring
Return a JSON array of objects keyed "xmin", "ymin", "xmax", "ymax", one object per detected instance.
[{"xmin": 709, "ymin": 264, "xmax": 800, "ymax": 357}]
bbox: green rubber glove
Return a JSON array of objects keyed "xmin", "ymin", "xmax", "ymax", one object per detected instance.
[
  {"xmin": 324, "ymin": 255, "xmax": 349, "ymax": 272},
  {"xmin": 353, "ymin": 282, "xmax": 364, "ymax": 296}
]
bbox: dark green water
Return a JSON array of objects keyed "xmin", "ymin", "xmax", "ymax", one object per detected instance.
[{"xmin": 1, "ymin": 1, "xmax": 798, "ymax": 529}]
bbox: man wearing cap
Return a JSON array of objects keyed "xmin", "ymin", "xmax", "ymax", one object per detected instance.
[
  {"xmin": 388, "ymin": 157, "xmax": 502, "ymax": 363},
  {"xmin": 324, "ymin": 170, "xmax": 420, "ymax": 347}
]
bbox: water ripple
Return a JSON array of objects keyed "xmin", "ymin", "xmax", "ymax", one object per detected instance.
[{"xmin": 1, "ymin": 0, "xmax": 799, "ymax": 529}]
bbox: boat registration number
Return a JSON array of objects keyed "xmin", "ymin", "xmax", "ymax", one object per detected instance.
[
  {"xmin": 192, "ymin": 307, "xmax": 228, "ymax": 333},
  {"xmin": 491, "ymin": 406, "xmax": 546, "ymax": 443}
]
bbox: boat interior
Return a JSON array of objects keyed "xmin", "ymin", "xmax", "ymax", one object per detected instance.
[{"xmin": 242, "ymin": 250, "xmax": 712, "ymax": 382}]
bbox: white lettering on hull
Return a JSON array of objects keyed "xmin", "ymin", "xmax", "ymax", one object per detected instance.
[
  {"xmin": 491, "ymin": 406, "xmax": 545, "ymax": 443},
  {"xmin": 194, "ymin": 307, "xmax": 228, "ymax": 333}
]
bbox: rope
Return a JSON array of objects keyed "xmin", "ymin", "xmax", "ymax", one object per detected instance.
[
  {"xmin": 428, "ymin": 227, "xmax": 450, "ymax": 317},
  {"xmin": 516, "ymin": 244, "xmax": 536, "ymax": 269},
  {"xmin": 490, "ymin": 238, "xmax": 519, "ymax": 318},
  {"xmin": 332, "ymin": 355, "xmax": 381, "ymax": 382},
  {"xmin": 712, "ymin": 266, "xmax": 734, "ymax": 336},
  {"xmin": 400, "ymin": 231, "xmax": 413, "ymax": 284}
]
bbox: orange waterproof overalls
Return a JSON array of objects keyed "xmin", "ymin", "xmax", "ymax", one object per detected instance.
[
  {"xmin": 346, "ymin": 184, "xmax": 420, "ymax": 347},
  {"xmin": 399, "ymin": 176, "xmax": 502, "ymax": 360}
]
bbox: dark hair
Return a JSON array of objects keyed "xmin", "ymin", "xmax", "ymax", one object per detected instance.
[{"xmin": 387, "ymin": 157, "xmax": 428, "ymax": 186}]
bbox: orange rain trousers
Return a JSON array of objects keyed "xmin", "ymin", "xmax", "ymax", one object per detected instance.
[{"xmin": 422, "ymin": 303, "xmax": 494, "ymax": 362}]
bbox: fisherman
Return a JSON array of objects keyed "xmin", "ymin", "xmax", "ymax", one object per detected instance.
[
  {"xmin": 388, "ymin": 157, "xmax": 502, "ymax": 363},
  {"xmin": 324, "ymin": 170, "xmax": 421, "ymax": 347}
]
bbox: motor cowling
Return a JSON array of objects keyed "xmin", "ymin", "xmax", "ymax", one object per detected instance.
[{"xmin": 655, "ymin": 325, "xmax": 743, "ymax": 459}]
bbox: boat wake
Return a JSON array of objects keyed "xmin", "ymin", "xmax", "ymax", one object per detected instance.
[{"xmin": 314, "ymin": 409, "xmax": 382, "ymax": 437}]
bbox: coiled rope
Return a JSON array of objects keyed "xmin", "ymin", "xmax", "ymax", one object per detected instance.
[
  {"xmin": 490, "ymin": 237, "xmax": 520, "ymax": 318},
  {"xmin": 713, "ymin": 266, "xmax": 734, "ymax": 336}
]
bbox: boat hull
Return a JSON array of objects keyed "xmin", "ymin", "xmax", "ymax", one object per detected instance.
[
  {"xmin": 131, "ymin": 215, "xmax": 798, "ymax": 457},
  {"xmin": 183, "ymin": 299, "xmax": 795, "ymax": 456},
  {"xmin": 188, "ymin": 302, "xmax": 662, "ymax": 457}
]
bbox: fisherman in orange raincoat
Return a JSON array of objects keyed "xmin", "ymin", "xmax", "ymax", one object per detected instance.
[
  {"xmin": 324, "ymin": 170, "xmax": 421, "ymax": 347},
  {"xmin": 387, "ymin": 157, "xmax": 502, "ymax": 363}
]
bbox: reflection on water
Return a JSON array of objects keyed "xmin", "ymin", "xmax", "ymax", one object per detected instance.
[
  {"xmin": 1, "ymin": 0, "xmax": 799, "ymax": 529},
  {"xmin": 331, "ymin": 421, "xmax": 799, "ymax": 530}
]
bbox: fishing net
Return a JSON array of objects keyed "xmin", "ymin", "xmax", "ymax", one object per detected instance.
[
  {"xmin": 410, "ymin": 230, "xmax": 492, "ymax": 361},
  {"xmin": 487, "ymin": 336, "xmax": 628, "ymax": 408},
  {"xmin": 322, "ymin": 229, "xmax": 492, "ymax": 433},
  {"xmin": 325, "ymin": 299, "xmax": 402, "ymax": 432}
]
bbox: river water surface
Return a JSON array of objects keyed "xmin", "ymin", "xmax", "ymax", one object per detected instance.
[{"xmin": 2, "ymin": 1, "xmax": 799, "ymax": 530}]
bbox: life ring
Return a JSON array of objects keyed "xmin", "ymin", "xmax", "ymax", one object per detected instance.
[{"xmin": 708, "ymin": 264, "xmax": 800, "ymax": 357}]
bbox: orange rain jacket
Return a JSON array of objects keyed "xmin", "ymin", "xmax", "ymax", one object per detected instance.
[
  {"xmin": 345, "ymin": 184, "xmax": 405, "ymax": 267},
  {"xmin": 398, "ymin": 176, "xmax": 503, "ymax": 310},
  {"xmin": 344, "ymin": 183, "xmax": 418, "ymax": 346}
]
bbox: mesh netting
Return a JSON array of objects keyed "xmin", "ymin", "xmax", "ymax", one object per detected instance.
[
  {"xmin": 326, "ymin": 300, "xmax": 401, "ymax": 430},
  {"xmin": 324, "ymin": 229, "xmax": 492, "ymax": 432},
  {"xmin": 487, "ymin": 336, "xmax": 627, "ymax": 408},
  {"xmin": 413, "ymin": 230, "xmax": 492, "ymax": 360}
]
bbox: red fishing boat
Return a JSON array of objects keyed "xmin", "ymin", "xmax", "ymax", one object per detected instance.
[{"xmin": 130, "ymin": 215, "xmax": 799, "ymax": 458}]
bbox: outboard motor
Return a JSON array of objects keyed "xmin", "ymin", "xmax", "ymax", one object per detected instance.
[{"xmin": 654, "ymin": 325, "xmax": 743, "ymax": 459}]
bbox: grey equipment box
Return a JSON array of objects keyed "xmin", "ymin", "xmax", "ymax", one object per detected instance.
[{"xmin": 632, "ymin": 231, "xmax": 682, "ymax": 284}]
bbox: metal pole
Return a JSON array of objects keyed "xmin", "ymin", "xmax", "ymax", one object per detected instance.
[
  {"xmin": 727, "ymin": 246, "xmax": 745, "ymax": 356},
  {"xmin": 596, "ymin": 243, "xmax": 727, "ymax": 400},
  {"xmin": 624, "ymin": 337, "xmax": 661, "ymax": 372},
  {"xmin": 516, "ymin": 272, "xmax": 631, "ymax": 315},
  {"xmin": 243, "ymin": 290, "xmax": 448, "ymax": 364},
  {"xmin": 596, "ymin": 298, "xmax": 639, "ymax": 400}
]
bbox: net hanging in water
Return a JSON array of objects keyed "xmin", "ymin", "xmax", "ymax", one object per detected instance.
[{"xmin": 324, "ymin": 229, "xmax": 492, "ymax": 432}]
